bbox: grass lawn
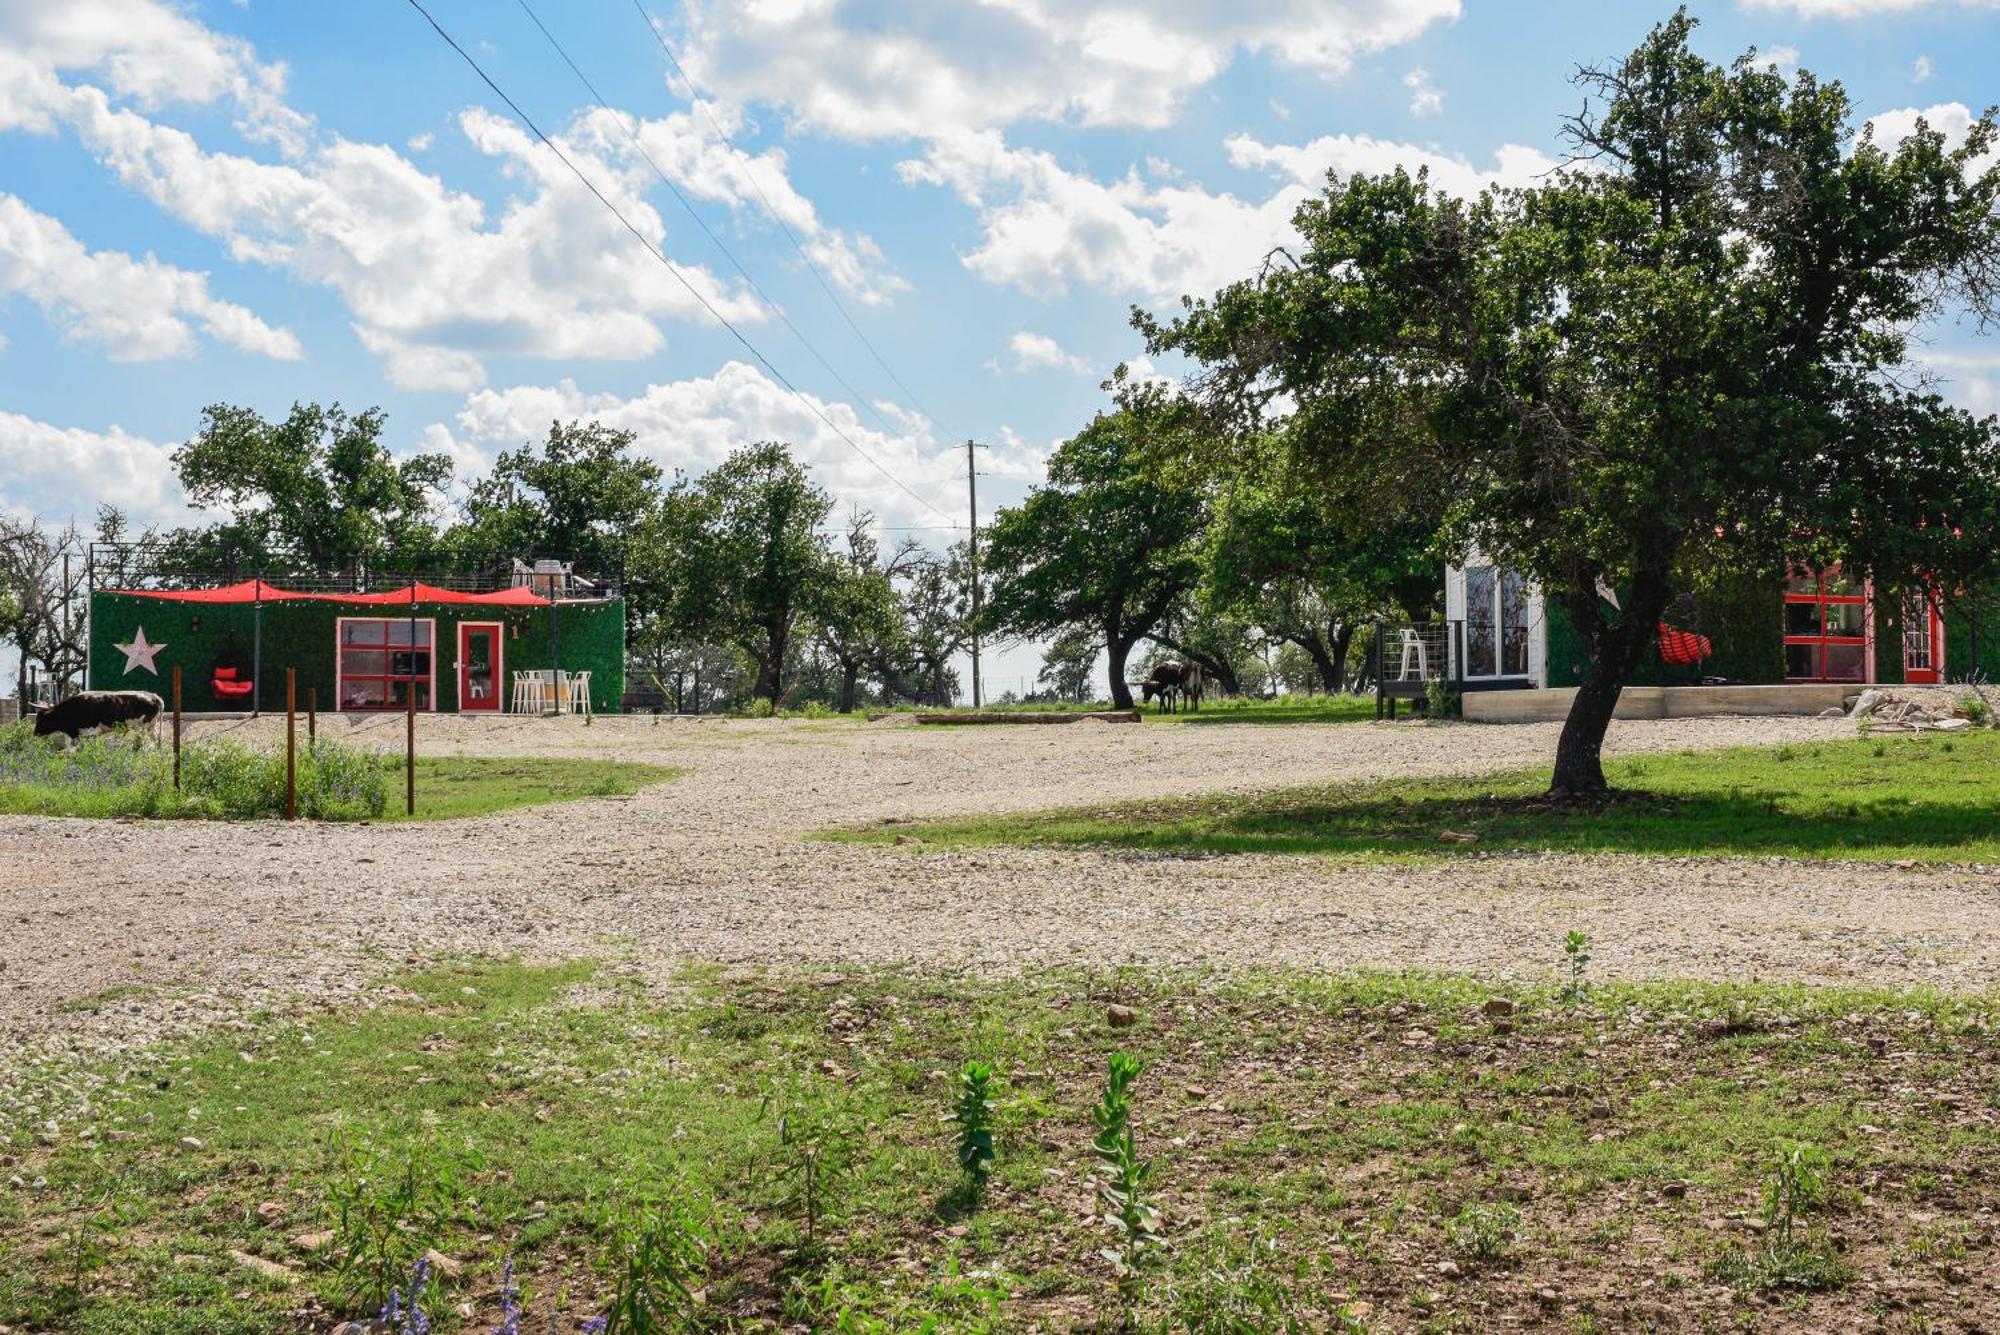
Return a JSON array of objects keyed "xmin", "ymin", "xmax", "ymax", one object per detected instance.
[
  {"xmin": 0, "ymin": 727, "xmax": 680, "ymax": 823},
  {"xmin": 382, "ymin": 755, "xmax": 682, "ymax": 821},
  {"xmin": 831, "ymin": 731, "xmax": 2000, "ymax": 865},
  {"xmin": 5, "ymin": 960, "xmax": 1998, "ymax": 1331},
  {"xmin": 876, "ymin": 694, "xmax": 1377, "ymax": 726}
]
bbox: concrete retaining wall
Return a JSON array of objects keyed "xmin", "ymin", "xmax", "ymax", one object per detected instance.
[{"xmin": 1463, "ymin": 683, "xmax": 1852, "ymax": 723}]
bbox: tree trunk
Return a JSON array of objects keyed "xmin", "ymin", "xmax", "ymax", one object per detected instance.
[
  {"xmin": 1296, "ymin": 631, "xmax": 1342, "ymax": 695},
  {"xmin": 838, "ymin": 663, "xmax": 860, "ymax": 714},
  {"xmin": 1328, "ymin": 622, "xmax": 1355, "ymax": 692},
  {"xmin": 1550, "ymin": 660, "xmax": 1625, "ymax": 796},
  {"xmin": 1550, "ymin": 569, "xmax": 1672, "ymax": 797},
  {"xmin": 1106, "ymin": 634, "xmax": 1136, "ymax": 710}
]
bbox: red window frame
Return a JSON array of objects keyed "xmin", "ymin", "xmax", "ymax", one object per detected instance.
[
  {"xmin": 1783, "ymin": 567, "xmax": 1869, "ymax": 683},
  {"xmin": 336, "ymin": 617, "xmax": 435, "ymax": 712}
]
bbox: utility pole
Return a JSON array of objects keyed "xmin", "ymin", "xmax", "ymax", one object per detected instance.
[{"xmin": 966, "ymin": 438, "xmax": 987, "ymax": 708}]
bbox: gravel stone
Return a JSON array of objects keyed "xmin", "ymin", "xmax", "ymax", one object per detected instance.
[{"xmin": 4, "ymin": 710, "xmax": 1998, "ymax": 1074}]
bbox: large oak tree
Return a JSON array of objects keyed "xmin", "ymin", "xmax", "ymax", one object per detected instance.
[
  {"xmin": 1140, "ymin": 11, "xmax": 2000, "ymax": 793},
  {"xmin": 982, "ymin": 397, "xmax": 1205, "ymax": 709}
]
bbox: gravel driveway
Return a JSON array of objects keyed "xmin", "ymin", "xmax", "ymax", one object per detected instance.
[{"xmin": 7, "ymin": 710, "xmax": 1999, "ymax": 1057}]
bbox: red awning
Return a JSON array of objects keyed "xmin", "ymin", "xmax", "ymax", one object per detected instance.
[{"xmin": 110, "ymin": 580, "xmax": 550, "ymax": 606}]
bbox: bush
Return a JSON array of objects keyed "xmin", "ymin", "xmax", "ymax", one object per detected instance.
[{"xmin": 0, "ymin": 723, "xmax": 386, "ymax": 820}]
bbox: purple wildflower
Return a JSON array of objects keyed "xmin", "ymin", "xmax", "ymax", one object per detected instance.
[{"xmin": 495, "ymin": 1256, "xmax": 521, "ymax": 1335}]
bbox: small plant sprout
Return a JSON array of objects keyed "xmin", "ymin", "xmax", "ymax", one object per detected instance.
[
  {"xmin": 1765, "ymin": 1140, "xmax": 1830, "ymax": 1252},
  {"xmin": 1562, "ymin": 930, "xmax": 1592, "ymax": 1004},
  {"xmin": 1447, "ymin": 1201, "xmax": 1520, "ymax": 1263},
  {"xmin": 600, "ymin": 1199, "xmax": 713, "ymax": 1333},
  {"xmin": 763, "ymin": 1088, "xmax": 857, "ymax": 1260},
  {"xmin": 950, "ymin": 1060, "xmax": 998, "ymax": 1190},
  {"xmin": 1091, "ymin": 1051, "xmax": 1163, "ymax": 1294}
]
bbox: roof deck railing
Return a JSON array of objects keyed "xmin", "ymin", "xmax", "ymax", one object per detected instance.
[{"xmin": 86, "ymin": 542, "xmax": 625, "ymax": 600}]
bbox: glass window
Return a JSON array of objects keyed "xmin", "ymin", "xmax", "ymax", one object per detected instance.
[
  {"xmin": 338, "ymin": 618, "xmax": 434, "ymax": 711},
  {"xmin": 1465, "ymin": 566, "xmax": 1497, "ymax": 677},
  {"xmin": 1500, "ymin": 570, "xmax": 1529, "ymax": 676},
  {"xmin": 1783, "ymin": 566, "xmax": 1867, "ymax": 682}
]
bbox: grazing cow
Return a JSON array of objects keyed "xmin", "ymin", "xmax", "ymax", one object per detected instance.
[
  {"xmin": 31, "ymin": 690, "xmax": 165, "ymax": 741},
  {"xmin": 1138, "ymin": 661, "xmax": 1205, "ymax": 714}
]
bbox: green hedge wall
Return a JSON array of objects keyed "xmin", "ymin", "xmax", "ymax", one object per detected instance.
[
  {"xmin": 89, "ymin": 594, "xmax": 626, "ymax": 714},
  {"xmin": 1544, "ymin": 571, "xmax": 1784, "ymax": 687}
]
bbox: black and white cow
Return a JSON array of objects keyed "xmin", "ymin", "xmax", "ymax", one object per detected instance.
[{"xmin": 31, "ymin": 690, "xmax": 165, "ymax": 740}]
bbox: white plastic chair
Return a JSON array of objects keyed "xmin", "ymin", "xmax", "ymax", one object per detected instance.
[
  {"xmin": 1397, "ymin": 628, "xmax": 1429, "ymax": 680},
  {"xmin": 567, "ymin": 670, "xmax": 592, "ymax": 717}
]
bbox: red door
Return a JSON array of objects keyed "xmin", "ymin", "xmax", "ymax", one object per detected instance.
[
  {"xmin": 1902, "ymin": 594, "xmax": 1944, "ymax": 684},
  {"xmin": 458, "ymin": 622, "xmax": 502, "ymax": 712}
]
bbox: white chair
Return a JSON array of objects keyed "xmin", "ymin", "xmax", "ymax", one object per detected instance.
[
  {"xmin": 567, "ymin": 670, "xmax": 592, "ymax": 718},
  {"xmin": 1397, "ymin": 628, "xmax": 1429, "ymax": 680}
]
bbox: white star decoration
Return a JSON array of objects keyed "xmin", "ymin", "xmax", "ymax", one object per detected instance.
[{"xmin": 116, "ymin": 626, "xmax": 166, "ymax": 674}]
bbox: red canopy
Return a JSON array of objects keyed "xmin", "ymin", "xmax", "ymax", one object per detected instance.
[{"xmin": 112, "ymin": 580, "xmax": 549, "ymax": 606}]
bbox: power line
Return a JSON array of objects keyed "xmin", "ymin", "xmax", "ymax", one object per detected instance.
[
  {"xmin": 510, "ymin": 0, "xmax": 911, "ymax": 444},
  {"xmin": 624, "ymin": 0, "xmax": 954, "ymax": 445},
  {"xmin": 402, "ymin": 0, "xmax": 955, "ymax": 524}
]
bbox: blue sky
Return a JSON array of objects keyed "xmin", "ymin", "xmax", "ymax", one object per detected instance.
[{"xmin": 3, "ymin": 0, "xmax": 1997, "ymax": 694}]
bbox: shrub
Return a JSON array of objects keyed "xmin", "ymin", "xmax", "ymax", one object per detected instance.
[{"xmin": 0, "ymin": 725, "xmax": 386, "ymax": 820}]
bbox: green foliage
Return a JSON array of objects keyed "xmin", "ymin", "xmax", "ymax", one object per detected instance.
[
  {"xmin": 0, "ymin": 725, "xmax": 386, "ymax": 820},
  {"xmin": 1562, "ymin": 931, "xmax": 1592, "ymax": 1006},
  {"xmin": 1423, "ymin": 674, "xmax": 1459, "ymax": 720},
  {"xmin": 1960, "ymin": 691, "xmax": 1993, "ymax": 727},
  {"xmin": 1140, "ymin": 12, "xmax": 2000, "ymax": 793},
  {"xmin": 950, "ymin": 1061, "xmax": 999, "ymax": 1188},
  {"xmin": 1446, "ymin": 1202, "xmax": 1520, "ymax": 1263},
  {"xmin": 320, "ymin": 1121, "xmax": 471, "ymax": 1311},
  {"xmin": 1091, "ymin": 1052, "xmax": 1162, "ymax": 1284},
  {"xmin": 455, "ymin": 419, "xmax": 662, "ymax": 573},
  {"xmin": 169, "ymin": 402, "xmax": 451, "ymax": 568},
  {"xmin": 637, "ymin": 442, "xmax": 836, "ymax": 707},
  {"xmin": 981, "ymin": 399, "xmax": 1206, "ymax": 709},
  {"xmin": 763, "ymin": 1084, "xmax": 858, "ymax": 1259},
  {"xmin": 1711, "ymin": 1141, "xmax": 1850, "ymax": 1292},
  {"xmin": 600, "ymin": 1195, "xmax": 716, "ymax": 1334}
]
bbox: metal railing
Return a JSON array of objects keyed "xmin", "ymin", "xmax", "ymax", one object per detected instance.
[
  {"xmin": 86, "ymin": 542, "xmax": 625, "ymax": 599},
  {"xmin": 1372, "ymin": 620, "xmax": 1465, "ymax": 718}
]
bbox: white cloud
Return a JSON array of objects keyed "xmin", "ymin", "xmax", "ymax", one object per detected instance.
[
  {"xmin": 1, "ymin": 0, "xmax": 899, "ymax": 386},
  {"xmin": 1863, "ymin": 101, "xmax": 2000, "ymax": 176},
  {"xmin": 1738, "ymin": 0, "xmax": 1998, "ymax": 14},
  {"xmin": 680, "ymin": 0, "xmax": 1461, "ymax": 140},
  {"xmin": 407, "ymin": 131, "xmax": 434, "ymax": 153},
  {"xmin": 1760, "ymin": 44, "xmax": 1801, "ymax": 67},
  {"xmin": 898, "ymin": 129, "xmax": 1559, "ymax": 300},
  {"xmin": 0, "ymin": 411, "xmax": 193, "ymax": 526},
  {"xmin": 432, "ymin": 363, "xmax": 1043, "ymax": 530},
  {"xmin": 45, "ymin": 85, "xmax": 770, "ymax": 389},
  {"xmin": 1913, "ymin": 54, "xmax": 1934, "ymax": 81},
  {"xmin": 0, "ymin": 0, "xmax": 304, "ymax": 147},
  {"xmin": 0, "ymin": 192, "xmax": 300, "ymax": 361},
  {"xmin": 1007, "ymin": 331, "xmax": 1094, "ymax": 374},
  {"xmin": 1404, "ymin": 67, "xmax": 1444, "ymax": 118}
]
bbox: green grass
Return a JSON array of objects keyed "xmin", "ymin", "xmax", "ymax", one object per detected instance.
[
  {"xmin": 830, "ymin": 731, "xmax": 2000, "ymax": 864},
  {"xmin": 5, "ymin": 959, "xmax": 1997, "ymax": 1331},
  {"xmin": 874, "ymin": 693, "xmax": 1376, "ymax": 725},
  {"xmin": 379, "ymin": 755, "xmax": 682, "ymax": 821},
  {"xmin": 0, "ymin": 722, "xmax": 680, "ymax": 822}
]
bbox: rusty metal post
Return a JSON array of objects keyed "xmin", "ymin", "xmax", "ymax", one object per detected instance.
[
  {"xmin": 406, "ymin": 674, "xmax": 416, "ymax": 817},
  {"xmin": 285, "ymin": 667, "xmax": 297, "ymax": 821},
  {"xmin": 171, "ymin": 665, "xmax": 182, "ymax": 790}
]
